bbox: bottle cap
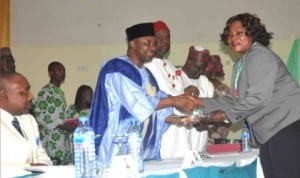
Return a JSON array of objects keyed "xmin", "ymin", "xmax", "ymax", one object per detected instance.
[
  {"xmin": 129, "ymin": 117, "xmax": 139, "ymax": 123},
  {"xmin": 79, "ymin": 116, "xmax": 89, "ymax": 123}
]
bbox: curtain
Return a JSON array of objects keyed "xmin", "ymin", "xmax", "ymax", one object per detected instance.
[
  {"xmin": 287, "ymin": 38, "xmax": 300, "ymax": 87},
  {"xmin": 0, "ymin": 0, "xmax": 10, "ymax": 47}
]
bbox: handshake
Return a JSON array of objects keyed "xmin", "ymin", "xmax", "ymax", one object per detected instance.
[{"xmin": 173, "ymin": 85, "xmax": 229, "ymax": 124}]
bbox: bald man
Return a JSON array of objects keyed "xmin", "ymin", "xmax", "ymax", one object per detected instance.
[{"xmin": 0, "ymin": 72, "xmax": 52, "ymax": 168}]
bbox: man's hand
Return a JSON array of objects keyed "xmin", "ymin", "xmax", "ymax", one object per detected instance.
[{"xmin": 184, "ymin": 85, "xmax": 199, "ymax": 97}]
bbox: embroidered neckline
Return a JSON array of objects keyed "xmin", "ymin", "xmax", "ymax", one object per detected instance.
[
  {"xmin": 161, "ymin": 60, "xmax": 177, "ymax": 88},
  {"xmin": 145, "ymin": 72, "xmax": 157, "ymax": 97}
]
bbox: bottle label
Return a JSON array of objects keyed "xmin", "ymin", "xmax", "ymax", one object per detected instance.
[
  {"xmin": 242, "ymin": 130, "xmax": 250, "ymax": 152},
  {"xmin": 74, "ymin": 135, "xmax": 84, "ymax": 143},
  {"xmin": 242, "ymin": 132, "xmax": 250, "ymax": 139}
]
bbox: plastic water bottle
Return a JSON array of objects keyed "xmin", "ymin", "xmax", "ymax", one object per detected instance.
[
  {"xmin": 127, "ymin": 118, "xmax": 144, "ymax": 173},
  {"xmin": 241, "ymin": 122, "xmax": 251, "ymax": 152},
  {"xmin": 73, "ymin": 116, "xmax": 96, "ymax": 178}
]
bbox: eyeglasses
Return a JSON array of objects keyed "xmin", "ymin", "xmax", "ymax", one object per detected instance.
[{"xmin": 227, "ymin": 31, "xmax": 247, "ymax": 39}]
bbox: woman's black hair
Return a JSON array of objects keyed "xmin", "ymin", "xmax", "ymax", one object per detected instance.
[
  {"xmin": 74, "ymin": 85, "xmax": 93, "ymax": 110},
  {"xmin": 220, "ymin": 13, "xmax": 273, "ymax": 46}
]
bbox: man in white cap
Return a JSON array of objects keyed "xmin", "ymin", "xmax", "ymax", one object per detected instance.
[
  {"xmin": 89, "ymin": 22, "xmax": 201, "ymax": 167},
  {"xmin": 179, "ymin": 45, "xmax": 214, "ymax": 97},
  {"xmin": 160, "ymin": 45, "xmax": 215, "ymax": 158}
]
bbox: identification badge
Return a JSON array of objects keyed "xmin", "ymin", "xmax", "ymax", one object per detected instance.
[{"xmin": 233, "ymin": 88, "xmax": 239, "ymax": 97}]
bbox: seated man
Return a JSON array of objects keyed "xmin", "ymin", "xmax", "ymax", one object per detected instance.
[
  {"xmin": 89, "ymin": 22, "xmax": 201, "ymax": 167},
  {"xmin": 0, "ymin": 72, "xmax": 52, "ymax": 166}
]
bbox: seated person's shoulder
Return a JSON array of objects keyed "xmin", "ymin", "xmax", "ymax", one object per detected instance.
[{"xmin": 18, "ymin": 113, "xmax": 35, "ymax": 119}]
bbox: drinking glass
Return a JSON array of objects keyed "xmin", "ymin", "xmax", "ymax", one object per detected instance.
[{"xmin": 112, "ymin": 134, "xmax": 128, "ymax": 155}]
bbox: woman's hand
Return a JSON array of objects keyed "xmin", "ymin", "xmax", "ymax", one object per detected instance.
[
  {"xmin": 166, "ymin": 115, "xmax": 200, "ymax": 127},
  {"xmin": 210, "ymin": 110, "xmax": 227, "ymax": 122}
]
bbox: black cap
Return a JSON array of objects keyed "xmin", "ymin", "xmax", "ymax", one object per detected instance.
[{"xmin": 125, "ymin": 22, "xmax": 155, "ymax": 41}]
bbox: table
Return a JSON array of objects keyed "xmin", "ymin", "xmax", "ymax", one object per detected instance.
[
  {"xmin": 3, "ymin": 149, "xmax": 263, "ymax": 178},
  {"xmin": 140, "ymin": 149, "xmax": 264, "ymax": 178}
]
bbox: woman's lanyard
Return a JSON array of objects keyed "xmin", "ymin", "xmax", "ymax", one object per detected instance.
[
  {"xmin": 233, "ymin": 59, "xmax": 243, "ymax": 97},
  {"xmin": 233, "ymin": 42, "xmax": 257, "ymax": 97}
]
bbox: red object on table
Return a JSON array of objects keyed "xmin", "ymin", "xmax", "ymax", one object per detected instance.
[{"xmin": 207, "ymin": 143, "xmax": 241, "ymax": 154}]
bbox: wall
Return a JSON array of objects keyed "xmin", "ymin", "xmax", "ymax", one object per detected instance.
[{"xmin": 10, "ymin": 0, "xmax": 300, "ymax": 138}]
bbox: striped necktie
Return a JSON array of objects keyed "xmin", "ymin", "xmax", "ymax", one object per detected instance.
[{"xmin": 12, "ymin": 117, "xmax": 24, "ymax": 137}]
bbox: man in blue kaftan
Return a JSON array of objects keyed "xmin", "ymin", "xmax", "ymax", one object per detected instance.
[{"xmin": 89, "ymin": 22, "xmax": 201, "ymax": 167}]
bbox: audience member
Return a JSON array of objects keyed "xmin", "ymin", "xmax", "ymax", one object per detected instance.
[
  {"xmin": 33, "ymin": 61, "xmax": 71, "ymax": 165},
  {"xmin": 0, "ymin": 47, "xmax": 16, "ymax": 74},
  {"xmin": 89, "ymin": 22, "xmax": 201, "ymax": 167},
  {"xmin": 66, "ymin": 84, "xmax": 93, "ymax": 118},
  {"xmin": 199, "ymin": 13, "xmax": 300, "ymax": 178},
  {"xmin": 146, "ymin": 21, "xmax": 212, "ymax": 158},
  {"xmin": 0, "ymin": 72, "xmax": 52, "ymax": 166},
  {"xmin": 205, "ymin": 54, "xmax": 230, "ymax": 96},
  {"xmin": 65, "ymin": 84, "xmax": 94, "ymax": 164}
]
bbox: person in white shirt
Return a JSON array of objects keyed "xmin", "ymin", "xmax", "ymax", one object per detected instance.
[
  {"xmin": 145, "ymin": 21, "xmax": 213, "ymax": 158},
  {"xmin": 0, "ymin": 72, "xmax": 52, "ymax": 167},
  {"xmin": 145, "ymin": 21, "xmax": 182, "ymax": 96}
]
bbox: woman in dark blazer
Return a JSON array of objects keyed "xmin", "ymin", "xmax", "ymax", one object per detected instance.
[{"xmin": 199, "ymin": 13, "xmax": 300, "ymax": 178}]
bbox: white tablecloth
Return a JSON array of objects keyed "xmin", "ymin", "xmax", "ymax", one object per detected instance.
[{"xmin": 2, "ymin": 149, "xmax": 263, "ymax": 178}]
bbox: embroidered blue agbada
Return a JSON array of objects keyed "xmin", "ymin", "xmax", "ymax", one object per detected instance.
[{"xmin": 89, "ymin": 56, "xmax": 171, "ymax": 167}]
